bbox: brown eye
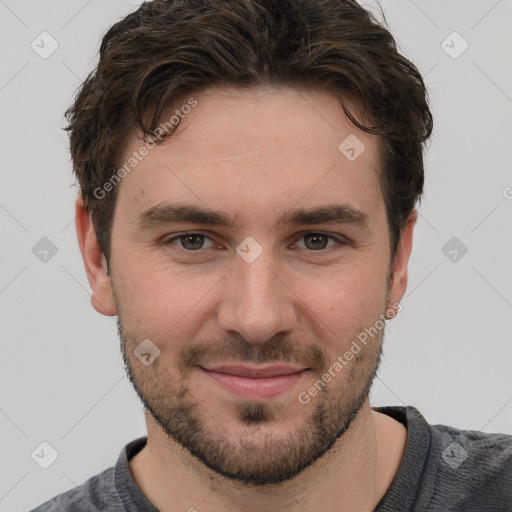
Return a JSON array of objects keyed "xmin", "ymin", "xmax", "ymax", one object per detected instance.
[
  {"xmin": 294, "ymin": 232, "xmax": 342, "ymax": 251},
  {"xmin": 303, "ymin": 233, "xmax": 330, "ymax": 250},
  {"xmin": 179, "ymin": 234, "xmax": 205, "ymax": 250},
  {"xmin": 165, "ymin": 232, "xmax": 216, "ymax": 251}
]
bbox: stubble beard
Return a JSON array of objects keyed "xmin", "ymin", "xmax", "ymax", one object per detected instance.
[{"xmin": 117, "ymin": 314, "xmax": 385, "ymax": 487}]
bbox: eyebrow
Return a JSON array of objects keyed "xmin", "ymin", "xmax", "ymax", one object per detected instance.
[{"xmin": 133, "ymin": 202, "xmax": 369, "ymax": 231}]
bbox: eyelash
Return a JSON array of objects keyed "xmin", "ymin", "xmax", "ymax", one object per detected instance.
[{"xmin": 163, "ymin": 230, "xmax": 349, "ymax": 253}]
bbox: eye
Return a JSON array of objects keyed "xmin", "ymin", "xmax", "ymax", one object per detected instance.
[
  {"xmin": 292, "ymin": 231, "xmax": 346, "ymax": 251},
  {"xmin": 165, "ymin": 232, "xmax": 216, "ymax": 251},
  {"xmin": 163, "ymin": 231, "xmax": 347, "ymax": 253}
]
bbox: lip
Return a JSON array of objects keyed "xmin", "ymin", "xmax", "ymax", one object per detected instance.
[
  {"xmin": 201, "ymin": 364, "xmax": 306, "ymax": 378},
  {"xmin": 199, "ymin": 364, "xmax": 309, "ymax": 399}
]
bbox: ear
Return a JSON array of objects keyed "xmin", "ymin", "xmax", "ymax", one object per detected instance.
[
  {"xmin": 386, "ymin": 209, "xmax": 417, "ymax": 314},
  {"xmin": 75, "ymin": 196, "xmax": 116, "ymax": 316}
]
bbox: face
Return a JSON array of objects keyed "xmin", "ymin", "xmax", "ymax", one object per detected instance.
[{"xmin": 80, "ymin": 86, "xmax": 413, "ymax": 486}]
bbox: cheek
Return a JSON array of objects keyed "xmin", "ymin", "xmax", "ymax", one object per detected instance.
[
  {"xmin": 113, "ymin": 234, "xmax": 389, "ymax": 356},
  {"xmin": 113, "ymin": 254, "xmax": 213, "ymax": 339},
  {"xmin": 295, "ymin": 262, "xmax": 388, "ymax": 354}
]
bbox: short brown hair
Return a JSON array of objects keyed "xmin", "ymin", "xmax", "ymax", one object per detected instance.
[{"xmin": 64, "ymin": 0, "xmax": 433, "ymax": 266}]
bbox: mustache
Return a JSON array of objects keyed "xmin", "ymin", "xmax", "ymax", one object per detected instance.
[{"xmin": 177, "ymin": 333, "xmax": 329, "ymax": 376}]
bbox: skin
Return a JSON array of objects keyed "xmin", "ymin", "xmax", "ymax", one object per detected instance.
[{"xmin": 76, "ymin": 85, "xmax": 415, "ymax": 512}]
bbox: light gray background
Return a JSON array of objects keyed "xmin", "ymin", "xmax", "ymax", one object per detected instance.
[{"xmin": 0, "ymin": 1, "xmax": 511, "ymax": 510}]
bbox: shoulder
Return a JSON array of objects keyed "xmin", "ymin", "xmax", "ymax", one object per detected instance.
[
  {"xmin": 430, "ymin": 421, "xmax": 512, "ymax": 476},
  {"xmin": 29, "ymin": 467, "xmax": 120, "ymax": 512},
  {"xmin": 375, "ymin": 405, "xmax": 512, "ymax": 511},
  {"xmin": 424, "ymin": 419, "xmax": 512, "ymax": 510}
]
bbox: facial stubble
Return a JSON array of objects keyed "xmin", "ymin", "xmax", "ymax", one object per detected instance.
[{"xmin": 116, "ymin": 301, "xmax": 386, "ymax": 488}]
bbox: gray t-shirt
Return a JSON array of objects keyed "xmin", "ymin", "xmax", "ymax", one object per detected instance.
[{"xmin": 30, "ymin": 406, "xmax": 512, "ymax": 511}]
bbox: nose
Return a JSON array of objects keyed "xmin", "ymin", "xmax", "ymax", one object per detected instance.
[{"xmin": 216, "ymin": 248, "xmax": 297, "ymax": 344}]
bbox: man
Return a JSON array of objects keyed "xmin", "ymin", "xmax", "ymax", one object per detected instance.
[{"xmin": 31, "ymin": 0, "xmax": 512, "ymax": 511}]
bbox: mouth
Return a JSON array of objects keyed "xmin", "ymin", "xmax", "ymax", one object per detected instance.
[{"xmin": 199, "ymin": 363, "xmax": 310, "ymax": 399}]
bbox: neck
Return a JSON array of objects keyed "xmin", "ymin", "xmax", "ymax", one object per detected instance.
[{"xmin": 129, "ymin": 400, "xmax": 407, "ymax": 512}]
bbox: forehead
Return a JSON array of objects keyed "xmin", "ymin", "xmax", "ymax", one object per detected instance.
[{"xmin": 115, "ymin": 86, "xmax": 385, "ymax": 230}]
